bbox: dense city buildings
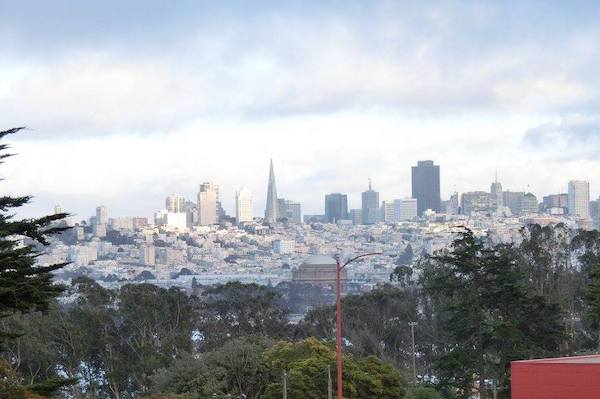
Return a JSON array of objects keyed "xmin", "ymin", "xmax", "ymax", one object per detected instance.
[
  {"xmin": 411, "ymin": 160, "xmax": 441, "ymax": 215},
  {"xmin": 568, "ymin": 180, "xmax": 590, "ymax": 218},
  {"xmin": 235, "ymin": 186, "xmax": 253, "ymax": 223},
  {"xmin": 325, "ymin": 193, "xmax": 349, "ymax": 223},
  {"xmin": 36, "ymin": 159, "xmax": 599, "ymax": 305},
  {"xmin": 264, "ymin": 160, "xmax": 278, "ymax": 223}
]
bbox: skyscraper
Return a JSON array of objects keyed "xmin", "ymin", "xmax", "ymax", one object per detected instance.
[
  {"xmin": 503, "ymin": 191, "xmax": 525, "ymax": 215},
  {"xmin": 264, "ymin": 160, "xmax": 278, "ymax": 223},
  {"xmin": 361, "ymin": 179, "xmax": 380, "ymax": 224},
  {"xmin": 490, "ymin": 177, "xmax": 503, "ymax": 212},
  {"xmin": 235, "ymin": 186, "xmax": 253, "ymax": 223},
  {"xmin": 197, "ymin": 182, "xmax": 219, "ymax": 225},
  {"xmin": 325, "ymin": 193, "xmax": 348, "ymax": 223},
  {"xmin": 165, "ymin": 194, "xmax": 185, "ymax": 213},
  {"xmin": 96, "ymin": 205, "xmax": 108, "ymax": 225},
  {"xmin": 568, "ymin": 180, "xmax": 590, "ymax": 218},
  {"xmin": 411, "ymin": 160, "xmax": 441, "ymax": 215}
]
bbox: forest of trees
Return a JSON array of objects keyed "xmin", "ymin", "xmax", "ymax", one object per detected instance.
[{"xmin": 2, "ymin": 127, "xmax": 600, "ymax": 398}]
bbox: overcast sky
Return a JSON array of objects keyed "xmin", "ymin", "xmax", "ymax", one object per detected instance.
[{"xmin": 2, "ymin": 1, "xmax": 600, "ymax": 220}]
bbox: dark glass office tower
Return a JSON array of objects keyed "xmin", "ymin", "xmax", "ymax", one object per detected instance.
[
  {"xmin": 325, "ymin": 193, "xmax": 348, "ymax": 223},
  {"xmin": 411, "ymin": 160, "xmax": 441, "ymax": 215}
]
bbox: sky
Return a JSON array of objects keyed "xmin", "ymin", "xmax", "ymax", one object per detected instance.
[{"xmin": 2, "ymin": 1, "xmax": 600, "ymax": 220}]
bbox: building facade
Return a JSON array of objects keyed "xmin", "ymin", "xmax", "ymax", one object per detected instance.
[
  {"xmin": 411, "ymin": 160, "xmax": 441, "ymax": 215},
  {"xmin": 198, "ymin": 182, "xmax": 219, "ymax": 225},
  {"xmin": 568, "ymin": 180, "xmax": 590, "ymax": 218},
  {"xmin": 361, "ymin": 180, "xmax": 380, "ymax": 224},
  {"xmin": 235, "ymin": 186, "xmax": 253, "ymax": 223},
  {"xmin": 325, "ymin": 193, "xmax": 349, "ymax": 223}
]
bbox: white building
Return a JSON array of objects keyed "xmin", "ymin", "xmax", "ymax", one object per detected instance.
[
  {"xmin": 381, "ymin": 200, "xmax": 395, "ymax": 223},
  {"xmin": 568, "ymin": 180, "xmax": 590, "ymax": 218},
  {"xmin": 394, "ymin": 198, "xmax": 418, "ymax": 221},
  {"xmin": 236, "ymin": 186, "xmax": 253, "ymax": 223},
  {"xmin": 273, "ymin": 239, "xmax": 295, "ymax": 255},
  {"xmin": 96, "ymin": 205, "xmax": 108, "ymax": 225},
  {"xmin": 165, "ymin": 212, "xmax": 187, "ymax": 230},
  {"xmin": 140, "ymin": 245, "xmax": 156, "ymax": 266},
  {"xmin": 198, "ymin": 182, "xmax": 219, "ymax": 225},
  {"xmin": 110, "ymin": 217, "xmax": 134, "ymax": 230}
]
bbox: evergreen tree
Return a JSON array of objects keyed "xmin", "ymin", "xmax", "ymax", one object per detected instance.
[
  {"xmin": 0, "ymin": 127, "xmax": 70, "ymax": 343},
  {"xmin": 420, "ymin": 228, "xmax": 562, "ymax": 398},
  {"xmin": 0, "ymin": 127, "xmax": 72, "ymax": 396}
]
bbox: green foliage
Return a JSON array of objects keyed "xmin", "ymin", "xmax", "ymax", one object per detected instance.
[
  {"xmin": 197, "ymin": 282, "xmax": 290, "ymax": 350},
  {"xmin": 152, "ymin": 335, "xmax": 271, "ymax": 399},
  {"xmin": 262, "ymin": 337, "xmax": 406, "ymax": 399},
  {"xmin": 299, "ymin": 284, "xmax": 419, "ymax": 370},
  {"xmin": 420, "ymin": 228, "xmax": 563, "ymax": 398},
  {"xmin": 405, "ymin": 386, "xmax": 444, "ymax": 399},
  {"xmin": 0, "ymin": 128, "xmax": 73, "ymax": 397},
  {"xmin": 0, "ymin": 127, "xmax": 70, "ymax": 346}
]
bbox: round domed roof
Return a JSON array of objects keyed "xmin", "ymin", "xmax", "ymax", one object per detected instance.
[{"xmin": 302, "ymin": 255, "xmax": 337, "ymax": 266}]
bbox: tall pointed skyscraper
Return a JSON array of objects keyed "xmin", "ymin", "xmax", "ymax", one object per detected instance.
[{"xmin": 264, "ymin": 159, "xmax": 279, "ymax": 223}]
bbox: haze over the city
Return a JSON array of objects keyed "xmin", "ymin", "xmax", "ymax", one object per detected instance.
[{"xmin": 2, "ymin": 1, "xmax": 600, "ymax": 218}]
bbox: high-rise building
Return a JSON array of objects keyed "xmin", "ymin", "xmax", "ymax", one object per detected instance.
[
  {"xmin": 461, "ymin": 192, "xmax": 491, "ymax": 216},
  {"xmin": 361, "ymin": 179, "xmax": 380, "ymax": 224},
  {"xmin": 165, "ymin": 194, "xmax": 185, "ymax": 213},
  {"xmin": 197, "ymin": 182, "xmax": 219, "ymax": 225},
  {"xmin": 394, "ymin": 198, "xmax": 418, "ymax": 221},
  {"xmin": 349, "ymin": 209, "xmax": 362, "ymax": 225},
  {"xmin": 325, "ymin": 193, "xmax": 348, "ymax": 223},
  {"xmin": 590, "ymin": 197, "xmax": 600, "ymax": 229},
  {"xmin": 503, "ymin": 191, "xmax": 525, "ymax": 215},
  {"xmin": 520, "ymin": 193, "xmax": 539, "ymax": 215},
  {"xmin": 381, "ymin": 200, "xmax": 395, "ymax": 223},
  {"xmin": 542, "ymin": 193, "xmax": 568, "ymax": 212},
  {"xmin": 568, "ymin": 180, "xmax": 590, "ymax": 218},
  {"xmin": 411, "ymin": 160, "xmax": 441, "ymax": 215},
  {"xmin": 139, "ymin": 245, "xmax": 156, "ymax": 266},
  {"xmin": 235, "ymin": 186, "xmax": 253, "ymax": 223},
  {"xmin": 446, "ymin": 192, "xmax": 460, "ymax": 215},
  {"xmin": 264, "ymin": 160, "xmax": 279, "ymax": 223},
  {"xmin": 490, "ymin": 178, "xmax": 503, "ymax": 212},
  {"xmin": 278, "ymin": 199, "xmax": 301, "ymax": 223},
  {"xmin": 96, "ymin": 206, "xmax": 108, "ymax": 225}
]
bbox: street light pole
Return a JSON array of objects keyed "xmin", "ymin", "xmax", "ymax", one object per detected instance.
[
  {"xmin": 408, "ymin": 321, "xmax": 418, "ymax": 384},
  {"xmin": 335, "ymin": 252, "xmax": 383, "ymax": 399}
]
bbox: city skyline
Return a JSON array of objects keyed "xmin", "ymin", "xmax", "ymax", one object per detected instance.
[
  {"xmin": 3, "ymin": 2, "xmax": 600, "ymax": 218},
  {"xmin": 62, "ymin": 159, "xmax": 596, "ymax": 223}
]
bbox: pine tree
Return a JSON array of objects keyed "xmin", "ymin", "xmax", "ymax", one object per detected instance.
[{"xmin": 0, "ymin": 127, "xmax": 70, "ymax": 344}]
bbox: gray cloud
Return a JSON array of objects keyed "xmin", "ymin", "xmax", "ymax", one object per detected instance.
[{"xmin": 523, "ymin": 115, "xmax": 600, "ymax": 160}]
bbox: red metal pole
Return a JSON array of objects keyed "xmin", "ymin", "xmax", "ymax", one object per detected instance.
[{"xmin": 336, "ymin": 258, "xmax": 343, "ymax": 399}]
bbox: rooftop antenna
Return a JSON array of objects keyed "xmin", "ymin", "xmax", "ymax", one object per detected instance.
[{"xmin": 368, "ymin": 178, "xmax": 372, "ymax": 191}]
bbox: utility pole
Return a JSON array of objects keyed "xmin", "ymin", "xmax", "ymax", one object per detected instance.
[
  {"xmin": 282, "ymin": 370, "xmax": 287, "ymax": 399},
  {"xmin": 328, "ymin": 365, "xmax": 333, "ymax": 399},
  {"xmin": 408, "ymin": 321, "xmax": 418, "ymax": 384}
]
